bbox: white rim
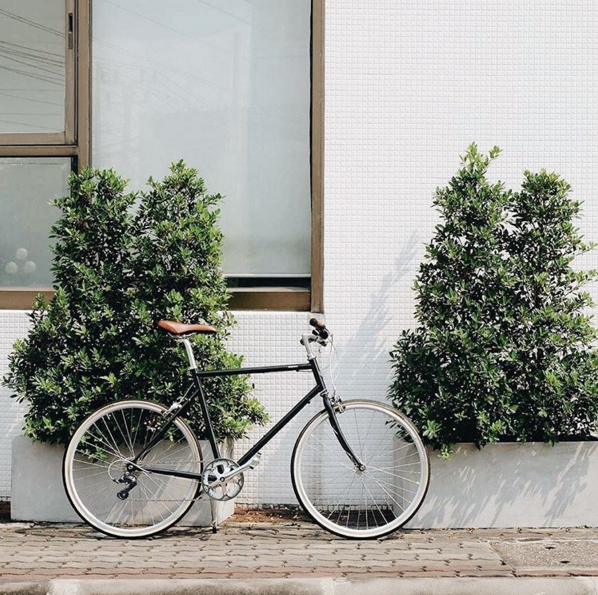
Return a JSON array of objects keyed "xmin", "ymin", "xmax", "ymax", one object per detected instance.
[
  {"xmin": 63, "ymin": 401, "xmax": 201, "ymax": 538},
  {"xmin": 293, "ymin": 400, "xmax": 429, "ymax": 539}
]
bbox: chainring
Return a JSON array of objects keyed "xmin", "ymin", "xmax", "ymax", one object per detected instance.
[{"xmin": 201, "ymin": 458, "xmax": 244, "ymax": 501}]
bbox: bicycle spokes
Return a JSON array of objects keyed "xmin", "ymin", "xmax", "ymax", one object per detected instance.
[
  {"xmin": 64, "ymin": 401, "xmax": 202, "ymax": 538},
  {"xmin": 292, "ymin": 401, "xmax": 429, "ymax": 538}
]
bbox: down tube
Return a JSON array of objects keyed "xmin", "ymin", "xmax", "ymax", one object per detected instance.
[{"xmin": 238, "ymin": 385, "xmax": 322, "ymax": 466}]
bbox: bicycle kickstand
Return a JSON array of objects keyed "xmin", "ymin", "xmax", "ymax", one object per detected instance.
[{"xmin": 210, "ymin": 498, "xmax": 218, "ymax": 534}]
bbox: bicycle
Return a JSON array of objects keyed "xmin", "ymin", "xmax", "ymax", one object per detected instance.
[{"xmin": 63, "ymin": 318, "xmax": 430, "ymax": 539}]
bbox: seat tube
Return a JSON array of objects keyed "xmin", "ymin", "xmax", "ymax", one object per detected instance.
[
  {"xmin": 181, "ymin": 338, "xmax": 197, "ymax": 370},
  {"xmin": 193, "ymin": 371, "xmax": 221, "ymax": 460}
]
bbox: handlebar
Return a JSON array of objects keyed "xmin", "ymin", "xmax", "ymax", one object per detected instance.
[{"xmin": 309, "ymin": 317, "xmax": 330, "ymax": 339}]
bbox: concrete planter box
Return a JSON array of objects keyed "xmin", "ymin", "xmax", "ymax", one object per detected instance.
[
  {"xmin": 11, "ymin": 435, "xmax": 235, "ymax": 526},
  {"xmin": 408, "ymin": 441, "xmax": 598, "ymax": 528}
]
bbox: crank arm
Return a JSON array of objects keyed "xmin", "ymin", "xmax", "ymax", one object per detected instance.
[{"xmin": 216, "ymin": 454, "xmax": 261, "ymax": 483}]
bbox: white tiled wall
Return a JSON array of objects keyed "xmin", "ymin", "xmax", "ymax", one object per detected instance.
[
  {"xmin": 1, "ymin": 0, "xmax": 597, "ymax": 502},
  {"xmin": 0, "ymin": 311, "xmax": 30, "ymax": 499},
  {"xmin": 240, "ymin": 0, "xmax": 598, "ymax": 503},
  {"xmin": 229, "ymin": 313, "xmax": 319, "ymax": 504}
]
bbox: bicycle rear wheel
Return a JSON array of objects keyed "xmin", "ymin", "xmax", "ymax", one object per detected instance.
[
  {"xmin": 291, "ymin": 400, "xmax": 429, "ymax": 539},
  {"xmin": 63, "ymin": 400, "xmax": 202, "ymax": 538}
]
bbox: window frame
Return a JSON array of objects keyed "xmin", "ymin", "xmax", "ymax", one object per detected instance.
[
  {"xmin": 310, "ymin": 0, "xmax": 325, "ymax": 314},
  {"xmin": 0, "ymin": 0, "xmax": 77, "ymax": 146},
  {"xmin": 0, "ymin": 0, "xmax": 91, "ymax": 309},
  {"xmin": 0, "ymin": 0, "xmax": 322, "ymax": 313},
  {"xmin": 229, "ymin": 0, "xmax": 324, "ymax": 312}
]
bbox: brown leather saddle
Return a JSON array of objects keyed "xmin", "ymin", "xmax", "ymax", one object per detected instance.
[{"xmin": 158, "ymin": 320, "xmax": 217, "ymax": 336}]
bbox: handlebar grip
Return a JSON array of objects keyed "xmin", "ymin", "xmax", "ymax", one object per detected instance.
[
  {"xmin": 309, "ymin": 318, "xmax": 325, "ymax": 330},
  {"xmin": 309, "ymin": 318, "xmax": 329, "ymax": 339}
]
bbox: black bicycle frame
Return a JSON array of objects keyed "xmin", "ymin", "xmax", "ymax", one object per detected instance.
[{"xmin": 133, "ymin": 356, "xmax": 363, "ymax": 479}]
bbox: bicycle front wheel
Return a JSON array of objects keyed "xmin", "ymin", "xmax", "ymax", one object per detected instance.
[
  {"xmin": 292, "ymin": 400, "xmax": 429, "ymax": 539},
  {"xmin": 63, "ymin": 400, "xmax": 202, "ymax": 538}
]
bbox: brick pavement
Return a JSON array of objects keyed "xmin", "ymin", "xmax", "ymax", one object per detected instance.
[{"xmin": 0, "ymin": 521, "xmax": 596, "ymax": 580}]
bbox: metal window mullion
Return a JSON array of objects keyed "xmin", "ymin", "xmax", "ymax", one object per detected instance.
[
  {"xmin": 75, "ymin": 0, "xmax": 91, "ymax": 169},
  {"xmin": 65, "ymin": 0, "xmax": 77, "ymax": 144},
  {"xmin": 0, "ymin": 133, "xmax": 68, "ymax": 146},
  {"xmin": 0, "ymin": 145, "xmax": 77, "ymax": 157},
  {"xmin": 310, "ymin": 0, "xmax": 324, "ymax": 313}
]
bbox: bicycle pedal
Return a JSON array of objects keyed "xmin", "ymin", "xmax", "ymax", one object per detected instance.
[{"xmin": 248, "ymin": 453, "xmax": 262, "ymax": 469}]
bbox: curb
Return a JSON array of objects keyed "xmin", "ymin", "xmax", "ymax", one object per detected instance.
[
  {"xmin": 1, "ymin": 578, "xmax": 598, "ymax": 595},
  {"xmin": 0, "ymin": 582, "xmax": 47, "ymax": 595},
  {"xmin": 334, "ymin": 577, "xmax": 598, "ymax": 594}
]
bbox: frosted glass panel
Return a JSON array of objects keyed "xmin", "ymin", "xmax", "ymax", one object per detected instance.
[
  {"xmin": 0, "ymin": 158, "xmax": 70, "ymax": 288},
  {"xmin": 93, "ymin": 0, "xmax": 311, "ymax": 276},
  {"xmin": 0, "ymin": 0, "xmax": 66, "ymax": 134}
]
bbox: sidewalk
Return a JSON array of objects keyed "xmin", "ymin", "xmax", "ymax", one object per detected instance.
[{"xmin": 0, "ymin": 518, "xmax": 597, "ymax": 581}]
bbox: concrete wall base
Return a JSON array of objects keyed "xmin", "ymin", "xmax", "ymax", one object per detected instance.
[
  {"xmin": 2, "ymin": 577, "xmax": 598, "ymax": 595},
  {"xmin": 11, "ymin": 435, "xmax": 234, "ymax": 526},
  {"xmin": 408, "ymin": 441, "xmax": 598, "ymax": 528},
  {"xmin": 12, "ymin": 438, "xmax": 598, "ymax": 529}
]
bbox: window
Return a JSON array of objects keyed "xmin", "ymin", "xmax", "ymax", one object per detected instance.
[
  {"xmin": 93, "ymin": 0, "xmax": 324, "ymax": 311},
  {"xmin": 0, "ymin": 1, "xmax": 322, "ymax": 311},
  {"xmin": 0, "ymin": 157, "xmax": 72, "ymax": 288},
  {"xmin": 0, "ymin": 0, "xmax": 91, "ymax": 309}
]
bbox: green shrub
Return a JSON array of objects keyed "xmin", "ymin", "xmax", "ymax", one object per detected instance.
[
  {"xmin": 389, "ymin": 144, "xmax": 598, "ymax": 456},
  {"xmin": 3, "ymin": 162, "xmax": 267, "ymax": 445}
]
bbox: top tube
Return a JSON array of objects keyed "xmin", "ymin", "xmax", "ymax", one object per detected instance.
[{"xmin": 194, "ymin": 363, "xmax": 312, "ymax": 377}]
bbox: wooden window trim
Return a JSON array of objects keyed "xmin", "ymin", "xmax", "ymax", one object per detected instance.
[
  {"xmin": 0, "ymin": 145, "xmax": 78, "ymax": 157},
  {"xmin": 76, "ymin": 0, "xmax": 91, "ymax": 168},
  {"xmin": 0, "ymin": 289, "xmax": 54, "ymax": 310},
  {"xmin": 1, "ymin": 0, "xmax": 321, "ymax": 313},
  {"xmin": 0, "ymin": 133, "xmax": 69, "ymax": 146},
  {"xmin": 0, "ymin": 287, "xmax": 311, "ymax": 312},
  {"xmin": 310, "ymin": 0, "xmax": 324, "ymax": 313}
]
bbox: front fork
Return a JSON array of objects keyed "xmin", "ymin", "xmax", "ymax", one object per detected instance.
[
  {"xmin": 307, "ymin": 351, "xmax": 366, "ymax": 472},
  {"xmin": 323, "ymin": 393, "xmax": 366, "ymax": 471}
]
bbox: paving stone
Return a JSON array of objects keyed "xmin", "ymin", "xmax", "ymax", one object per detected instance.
[
  {"xmin": 516, "ymin": 569, "xmax": 575, "ymax": 577},
  {"xmin": 254, "ymin": 558, "xmax": 287, "ymax": 568},
  {"xmin": 385, "ymin": 562, "xmax": 426, "ymax": 572},
  {"xmin": 420, "ymin": 562, "xmax": 450, "ymax": 570},
  {"xmin": 464, "ymin": 570, "xmax": 516, "ymax": 577},
  {"xmin": 402, "ymin": 570, "xmax": 458, "ymax": 577},
  {"xmin": 278, "ymin": 566, "xmax": 316, "ymax": 574},
  {"xmin": 227, "ymin": 559, "xmax": 267, "ymax": 568},
  {"xmin": 361, "ymin": 566, "xmax": 402, "ymax": 575},
  {"xmin": 337, "ymin": 560, "xmax": 374, "ymax": 568}
]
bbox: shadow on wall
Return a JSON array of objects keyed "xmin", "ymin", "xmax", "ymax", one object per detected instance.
[
  {"xmin": 409, "ymin": 442, "xmax": 598, "ymax": 528},
  {"xmin": 336, "ymin": 232, "xmax": 420, "ymax": 400}
]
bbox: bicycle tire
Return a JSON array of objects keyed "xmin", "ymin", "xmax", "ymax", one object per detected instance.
[
  {"xmin": 63, "ymin": 400, "xmax": 203, "ymax": 538},
  {"xmin": 291, "ymin": 400, "xmax": 430, "ymax": 539}
]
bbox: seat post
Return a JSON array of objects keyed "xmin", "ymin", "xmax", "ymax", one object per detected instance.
[{"xmin": 180, "ymin": 338, "xmax": 197, "ymax": 370}]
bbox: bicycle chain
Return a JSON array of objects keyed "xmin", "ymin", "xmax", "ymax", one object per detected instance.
[
  {"xmin": 114, "ymin": 461, "xmax": 204, "ymax": 502},
  {"xmin": 122, "ymin": 496, "xmax": 204, "ymax": 502}
]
